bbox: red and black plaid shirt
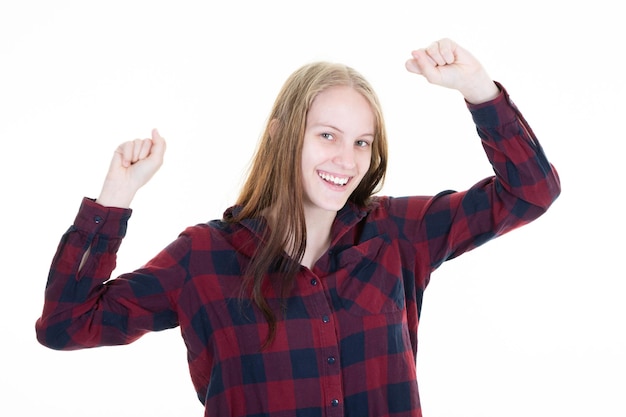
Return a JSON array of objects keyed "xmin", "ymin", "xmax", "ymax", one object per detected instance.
[{"xmin": 36, "ymin": 84, "xmax": 560, "ymax": 417}]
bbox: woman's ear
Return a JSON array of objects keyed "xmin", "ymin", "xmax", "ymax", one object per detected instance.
[{"xmin": 268, "ymin": 118, "xmax": 280, "ymax": 140}]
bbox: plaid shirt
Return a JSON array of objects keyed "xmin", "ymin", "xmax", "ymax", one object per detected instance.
[{"xmin": 36, "ymin": 85, "xmax": 560, "ymax": 417}]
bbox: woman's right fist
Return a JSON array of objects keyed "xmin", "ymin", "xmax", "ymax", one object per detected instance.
[{"xmin": 96, "ymin": 128, "xmax": 166, "ymax": 208}]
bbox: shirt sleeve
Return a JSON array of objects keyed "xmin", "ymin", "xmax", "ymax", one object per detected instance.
[
  {"xmin": 35, "ymin": 198, "xmax": 188, "ymax": 350},
  {"xmin": 388, "ymin": 82, "xmax": 561, "ymax": 278}
]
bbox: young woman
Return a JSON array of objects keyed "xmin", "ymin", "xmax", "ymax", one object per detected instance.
[{"xmin": 36, "ymin": 38, "xmax": 561, "ymax": 416}]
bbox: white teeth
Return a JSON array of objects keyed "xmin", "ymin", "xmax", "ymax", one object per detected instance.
[{"xmin": 319, "ymin": 172, "xmax": 349, "ymax": 186}]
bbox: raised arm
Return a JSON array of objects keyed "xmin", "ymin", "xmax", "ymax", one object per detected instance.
[
  {"xmin": 395, "ymin": 38, "xmax": 561, "ymax": 276},
  {"xmin": 35, "ymin": 129, "xmax": 176, "ymax": 350}
]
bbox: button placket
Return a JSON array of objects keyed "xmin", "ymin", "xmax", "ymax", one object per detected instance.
[{"xmin": 301, "ymin": 269, "xmax": 343, "ymax": 415}]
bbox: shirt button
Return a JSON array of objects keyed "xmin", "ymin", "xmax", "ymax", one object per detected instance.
[
  {"xmin": 322, "ymin": 315, "xmax": 330, "ymax": 323},
  {"xmin": 310, "ymin": 278, "xmax": 318, "ymax": 286},
  {"xmin": 93, "ymin": 215, "xmax": 103, "ymax": 224},
  {"xmin": 331, "ymin": 399, "xmax": 340, "ymax": 407},
  {"xmin": 327, "ymin": 356, "xmax": 336, "ymax": 364}
]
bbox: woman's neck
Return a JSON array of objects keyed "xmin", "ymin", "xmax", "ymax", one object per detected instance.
[
  {"xmin": 262, "ymin": 204, "xmax": 337, "ymax": 269},
  {"xmin": 300, "ymin": 206, "xmax": 336, "ymax": 269}
]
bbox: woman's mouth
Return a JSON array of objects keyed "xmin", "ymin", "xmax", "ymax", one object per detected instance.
[{"xmin": 318, "ymin": 171, "xmax": 350, "ymax": 186}]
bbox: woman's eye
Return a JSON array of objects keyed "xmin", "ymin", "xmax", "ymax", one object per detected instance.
[
  {"xmin": 321, "ymin": 133, "xmax": 333, "ymax": 140},
  {"xmin": 356, "ymin": 140, "xmax": 370, "ymax": 148}
]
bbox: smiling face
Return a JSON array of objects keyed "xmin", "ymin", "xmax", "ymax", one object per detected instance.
[{"xmin": 301, "ymin": 85, "xmax": 375, "ymax": 217}]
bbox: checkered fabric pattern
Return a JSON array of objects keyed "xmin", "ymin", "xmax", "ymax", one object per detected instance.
[{"xmin": 36, "ymin": 84, "xmax": 561, "ymax": 417}]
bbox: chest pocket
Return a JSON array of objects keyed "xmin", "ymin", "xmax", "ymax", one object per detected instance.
[{"xmin": 332, "ymin": 235, "xmax": 405, "ymax": 315}]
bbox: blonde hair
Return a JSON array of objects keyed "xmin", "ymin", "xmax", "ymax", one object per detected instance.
[{"xmin": 228, "ymin": 61, "xmax": 388, "ymax": 347}]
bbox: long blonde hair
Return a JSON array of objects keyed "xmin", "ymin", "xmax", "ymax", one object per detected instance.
[{"xmin": 227, "ymin": 61, "xmax": 388, "ymax": 347}]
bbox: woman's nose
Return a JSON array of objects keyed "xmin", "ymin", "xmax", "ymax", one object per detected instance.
[{"xmin": 332, "ymin": 142, "xmax": 356, "ymax": 169}]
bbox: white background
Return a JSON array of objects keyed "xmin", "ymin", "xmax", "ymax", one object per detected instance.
[{"xmin": 1, "ymin": 1, "xmax": 624, "ymax": 416}]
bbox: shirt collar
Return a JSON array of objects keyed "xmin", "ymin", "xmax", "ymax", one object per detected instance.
[{"xmin": 223, "ymin": 199, "xmax": 375, "ymax": 245}]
